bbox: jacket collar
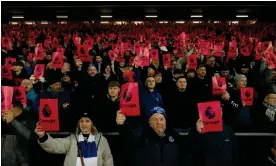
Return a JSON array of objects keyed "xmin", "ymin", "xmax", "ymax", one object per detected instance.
[{"xmin": 107, "ymin": 94, "xmax": 120, "ymax": 102}]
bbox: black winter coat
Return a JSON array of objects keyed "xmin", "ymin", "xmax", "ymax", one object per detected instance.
[
  {"xmin": 188, "ymin": 124, "xmax": 239, "ymax": 166},
  {"xmin": 119, "ymin": 121, "xmax": 190, "ymax": 166}
]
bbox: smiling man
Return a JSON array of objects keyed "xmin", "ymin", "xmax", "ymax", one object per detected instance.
[{"xmin": 116, "ymin": 107, "xmax": 190, "ymax": 166}]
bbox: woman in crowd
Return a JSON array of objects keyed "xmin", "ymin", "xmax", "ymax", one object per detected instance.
[{"xmin": 35, "ymin": 112, "xmax": 114, "ymax": 166}]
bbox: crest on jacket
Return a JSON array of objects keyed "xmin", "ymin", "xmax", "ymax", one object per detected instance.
[{"xmin": 168, "ymin": 136, "xmax": 174, "ymax": 143}]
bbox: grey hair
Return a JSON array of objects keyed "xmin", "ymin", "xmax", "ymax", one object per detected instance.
[{"xmin": 234, "ymin": 74, "xmax": 246, "ymax": 83}]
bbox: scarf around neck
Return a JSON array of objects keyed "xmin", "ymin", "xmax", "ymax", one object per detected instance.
[
  {"xmin": 76, "ymin": 133, "xmax": 97, "ymax": 166},
  {"xmin": 263, "ymin": 101, "xmax": 276, "ymax": 122}
]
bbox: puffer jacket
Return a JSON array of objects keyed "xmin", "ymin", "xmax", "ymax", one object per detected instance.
[
  {"xmin": 1, "ymin": 111, "xmax": 37, "ymax": 166},
  {"xmin": 38, "ymin": 131, "xmax": 113, "ymax": 166}
]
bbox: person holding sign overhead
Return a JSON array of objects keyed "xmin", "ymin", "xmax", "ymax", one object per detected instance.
[
  {"xmin": 133, "ymin": 58, "xmax": 164, "ymax": 118},
  {"xmin": 116, "ymin": 107, "xmax": 190, "ymax": 166},
  {"xmin": 35, "ymin": 112, "xmax": 114, "ymax": 166}
]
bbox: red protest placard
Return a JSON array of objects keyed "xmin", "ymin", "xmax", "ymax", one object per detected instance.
[
  {"xmin": 85, "ymin": 38, "xmax": 94, "ymax": 50},
  {"xmin": 103, "ymin": 41, "xmax": 109, "ymax": 49},
  {"xmin": 14, "ymin": 86, "xmax": 27, "ymax": 105},
  {"xmin": 227, "ymin": 42, "xmax": 237, "ymax": 57},
  {"xmin": 77, "ymin": 44, "xmax": 91, "ymax": 62},
  {"xmin": 39, "ymin": 99, "xmax": 60, "ymax": 131},
  {"xmin": 112, "ymin": 44, "xmax": 119, "ymax": 51},
  {"xmin": 179, "ymin": 32, "xmax": 186, "ymax": 42},
  {"xmin": 1, "ymin": 65, "xmax": 12, "ymax": 80},
  {"xmin": 264, "ymin": 53, "xmax": 276, "ymax": 69},
  {"xmin": 108, "ymin": 50, "xmax": 116, "ymax": 62},
  {"xmin": 120, "ymin": 83, "xmax": 140, "ymax": 116},
  {"xmin": 240, "ymin": 87, "xmax": 254, "ymax": 106},
  {"xmin": 134, "ymin": 43, "xmax": 141, "ymax": 51},
  {"xmin": 5, "ymin": 57, "xmax": 16, "ymax": 66},
  {"xmin": 163, "ymin": 54, "xmax": 171, "ymax": 67},
  {"xmin": 1, "ymin": 37, "xmax": 12, "ymax": 50},
  {"xmin": 200, "ymin": 41, "xmax": 210, "ymax": 55},
  {"xmin": 213, "ymin": 44, "xmax": 223, "ymax": 57},
  {"xmin": 34, "ymin": 64, "xmax": 45, "ymax": 79},
  {"xmin": 52, "ymin": 37, "xmax": 59, "ymax": 48},
  {"xmin": 52, "ymin": 52, "xmax": 64, "ymax": 69},
  {"xmin": 137, "ymin": 56, "xmax": 150, "ymax": 67},
  {"xmin": 35, "ymin": 47, "xmax": 45, "ymax": 61},
  {"xmin": 240, "ymin": 45, "xmax": 251, "ymax": 56},
  {"xmin": 14, "ymin": 78, "xmax": 23, "ymax": 86},
  {"xmin": 150, "ymin": 49, "xmax": 159, "ymax": 61},
  {"xmin": 176, "ymin": 47, "xmax": 185, "ymax": 58},
  {"xmin": 261, "ymin": 41, "xmax": 272, "ymax": 52},
  {"xmin": 187, "ymin": 53, "xmax": 198, "ymax": 69},
  {"xmin": 198, "ymin": 101, "xmax": 223, "ymax": 133},
  {"xmin": 212, "ymin": 77, "xmax": 226, "ymax": 95},
  {"xmin": 160, "ymin": 37, "xmax": 167, "ymax": 47},
  {"xmin": 44, "ymin": 39, "xmax": 51, "ymax": 48},
  {"xmin": 1, "ymin": 86, "xmax": 14, "ymax": 113}
]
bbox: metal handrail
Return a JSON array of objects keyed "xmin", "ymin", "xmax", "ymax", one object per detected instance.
[{"xmin": 48, "ymin": 132, "xmax": 276, "ymax": 136}]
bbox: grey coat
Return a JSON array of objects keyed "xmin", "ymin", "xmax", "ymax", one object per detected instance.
[
  {"xmin": 1, "ymin": 112, "xmax": 36, "ymax": 166},
  {"xmin": 38, "ymin": 133, "xmax": 114, "ymax": 166}
]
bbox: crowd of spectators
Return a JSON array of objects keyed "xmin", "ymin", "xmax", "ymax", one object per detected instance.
[{"xmin": 1, "ymin": 21, "xmax": 276, "ymax": 166}]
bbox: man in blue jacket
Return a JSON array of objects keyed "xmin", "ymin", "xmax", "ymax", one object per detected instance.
[
  {"xmin": 116, "ymin": 107, "xmax": 190, "ymax": 166},
  {"xmin": 133, "ymin": 66, "xmax": 164, "ymax": 118}
]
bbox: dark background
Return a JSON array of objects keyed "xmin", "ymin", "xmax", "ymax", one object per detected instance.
[{"xmin": 2, "ymin": 1, "xmax": 276, "ymax": 23}]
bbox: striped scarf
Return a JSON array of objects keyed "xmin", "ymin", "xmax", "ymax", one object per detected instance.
[
  {"xmin": 263, "ymin": 101, "xmax": 276, "ymax": 122},
  {"xmin": 76, "ymin": 134, "xmax": 97, "ymax": 166}
]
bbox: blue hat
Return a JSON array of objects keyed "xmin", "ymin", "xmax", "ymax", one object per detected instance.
[{"xmin": 147, "ymin": 107, "xmax": 166, "ymax": 121}]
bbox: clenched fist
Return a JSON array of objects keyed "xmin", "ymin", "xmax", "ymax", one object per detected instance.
[
  {"xmin": 2, "ymin": 111, "xmax": 14, "ymax": 123},
  {"xmin": 196, "ymin": 119, "xmax": 204, "ymax": 134},
  {"xmin": 116, "ymin": 110, "xmax": 126, "ymax": 125},
  {"xmin": 35, "ymin": 122, "xmax": 46, "ymax": 138}
]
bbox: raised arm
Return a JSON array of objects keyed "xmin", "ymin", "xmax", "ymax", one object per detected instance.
[
  {"xmin": 116, "ymin": 110, "xmax": 143, "ymax": 146},
  {"xmin": 35, "ymin": 123, "xmax": 71, "ymax": 154}
]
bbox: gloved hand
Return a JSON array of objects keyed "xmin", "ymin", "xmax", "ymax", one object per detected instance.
[
  {"xmin": 29, "ymin": 75, "xmax": 36, "ymax": 84},
  {"xmin": 39, "ymin": 76, "xmax": 46, "ymax": 83}
]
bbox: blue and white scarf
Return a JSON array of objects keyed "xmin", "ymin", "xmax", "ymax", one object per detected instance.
[{"xmin": 76, "ymin": 134, "xmax": 98, "ymax": 166}]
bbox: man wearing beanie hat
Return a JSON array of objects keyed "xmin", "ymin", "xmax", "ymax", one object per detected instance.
[
  {"xmin": 116, "ymin": 107, "xmax": 190, "ymax": 166},
  {"xmin": 62, "ymin": 72, "xmax": 76, "ymax": 92},
  {"xmin": 39, "ymin": 76, "xmax": 72, "ymax": 131},
  {"xmin": 12, "ymin": 60, "xmax": 29, "ymax": 79}
]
